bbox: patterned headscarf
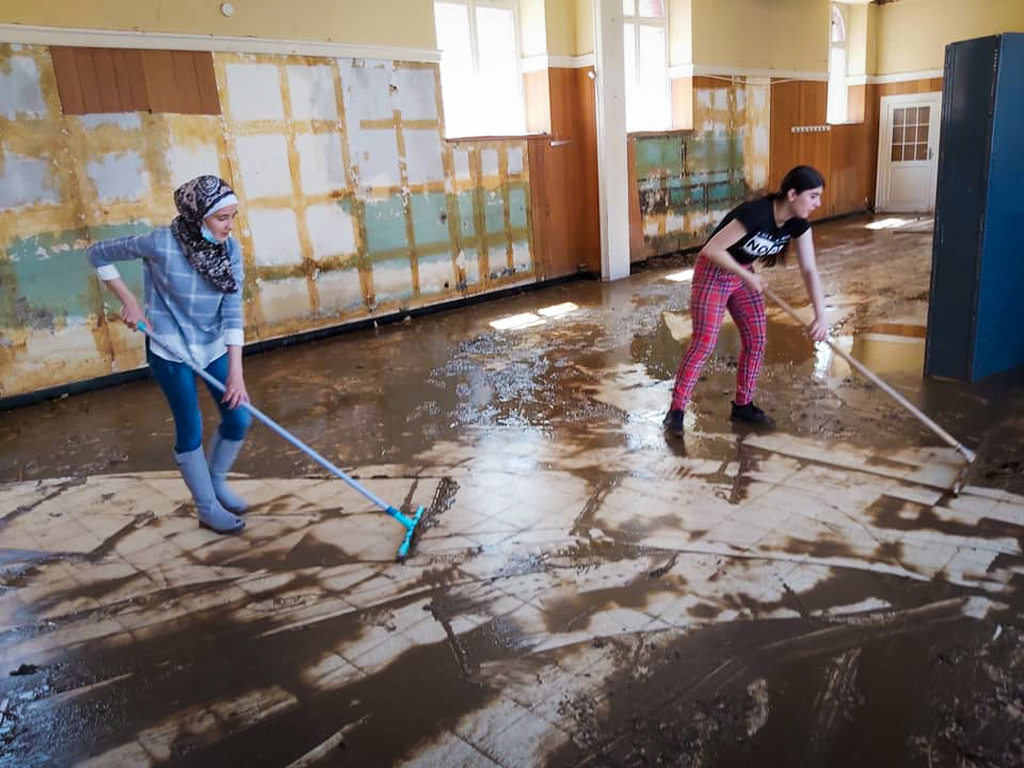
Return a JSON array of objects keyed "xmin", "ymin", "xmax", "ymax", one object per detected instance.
[{"xmin": 170, "ymin": 175, "xmax": 239, "ymax": 293}]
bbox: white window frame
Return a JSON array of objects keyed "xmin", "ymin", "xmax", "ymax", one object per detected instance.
[
  {"xmin": 826, "ymin": 3, "xmax": 848, "ymax": 124},
  {"xmin": 435, "ymin": 0, "xmax": 527, "ymax": 138},
  {"xmin": 623, "ymin": 0, "xmax": 671, "ymax": 133}
]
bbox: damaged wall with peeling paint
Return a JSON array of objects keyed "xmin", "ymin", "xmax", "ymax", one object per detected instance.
[
  {"xmin": 0, "ymin": 43, "xmax": 532, "ymax": 399},
  {"xmin": 634, "ymin": 76, "xmax": 771, "ymax": 257}
]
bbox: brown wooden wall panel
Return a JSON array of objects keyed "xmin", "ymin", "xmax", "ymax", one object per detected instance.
[
  {"xmin": 170, "ymin": 50, "xmax": 203, "ymax": 114},
  {"xmin": 192, "ymin": 53, "xmax": 221, "ymax": 115},
  {"xmin": 49, "ymin": 47, "xmax": 84, "ymax": 114},
  {"xmin": 50, "ymin": 47, "xmax": 220, "ymax": 116},
  {"xmin": 141, "ymin": 49, "xmax": 180, "ymax": 113},
  {"xmin": 90, "ymin": 48, "xmax": 123, "ymax": 113},
  {"xmin": 74, "ymin": 50, "xmax": 105, "ymax": 113},
  {"xmin": 525, "ymin": 66, "xmax": 601, "ymax": 280},
  {"xmin": 770, "ymin": 77, "xmax": 942, "ymax": 218},
  {"xmin": 573, "ymin": 67, "xmax": 600, "ymax": 275},
  {"xmin": 671, "ymin": 76, "xmax": 693, "ymax": 130},
  {"xmin": 627, "ymin": 137, "xmax": 651, "ymax": 262},
  {"xmin": 524, "ymin": 69, "xmax": 551, "ymax": 134},
  {"xmin": 110, "ymin": 49, "xmax": 147, "ymax": 110}
]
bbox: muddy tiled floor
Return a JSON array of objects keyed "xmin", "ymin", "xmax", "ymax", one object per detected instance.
[{"xmin": 2, "ymin": 215, "xmax": 1024, "ymax": 767}]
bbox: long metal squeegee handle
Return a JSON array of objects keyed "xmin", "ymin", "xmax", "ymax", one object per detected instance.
[
  {"xmin": 762, "ymin": 288, "xmax": 977, "ymax": 464},
  {"xmin": 137, "ymin": 323, "xmax": 394, "ymax": 511}
]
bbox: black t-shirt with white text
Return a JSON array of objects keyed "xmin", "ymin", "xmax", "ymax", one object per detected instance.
[{"xmin": 708, "ymin": 196, "xmax": 810, "ymax": 266}]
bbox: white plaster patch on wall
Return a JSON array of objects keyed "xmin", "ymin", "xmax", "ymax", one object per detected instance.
[
  {"xmin": 256, "ymin": 277, "xmax": 310, "ymax": 323},
  {"xmin": 643, "ymin": 219, "xmax": 661, "ymax": 238},
  {"xmin": 287, "ymin": 64, "xmax": 338, "ymax": 121},
  {"xmin": 508, "ymin": 146, "xmax": 524, "ymax": 176},
  {"xmin": 459, "ymin": 248, "xmax": 480, "ymax": 285},
  {"xmin": 393, "ymin": 67, "xmax": 438, "ymax": 121},
  {"xmin": 417, "ymin": 254, "xmax": 456, "ymax": 295},
  {"xmin": 666, "ymin": 213, "xmax": 687, "ymax": 233},
  {"xmin": 316, "ymin": 268, "xmax": 365, "ymax": 313},
  {"xmin": 0, "ymin": 56, "xmax": 46, "ymax": 119},
  {"xmin": 453, "ymin": 149, "xmax": 472, "ymax": 182},
  {"xmin": 0, "ymin": 149, "xmax": 58, "ymax": 210},
  {"xmin": 735, "ymin": 89, "xmax": 746, "ymax": 111},
  {"xmin": 338, "ymin": 60, "xmax": 401, "ymax": 190},
  {"xmin": 750, "ymin": 163, "xmax": 768, "ymax": 190},
  {"xmin": 692, "ymin": 209, "xmax": 718, "ymax": 231},
  {"xmin": 511, "ymin": 241, "xmax": 531, "ymax": 273},
  {"xmin": 24, "ymin": 325, "xmax": 107, "ymax": 367},
  {"xmin": 349, "ymin": 133, "xmax": 401, "ymax": 189},
  {"xmin": 305, "ymin": 203, "xmax": 357, "ymax": 259},
  {"xmin": 750, "ymin": 79, "xmax": 770, "ymax": 110},
  {"xmin": 696, "ymin": 88, "xmax": 712, "ymax": 108},
  {"xmin": 77, "ymin": 113, "xmax": 143, "ymax": 131},
  {"xmin": 338, "ymin": 59, "xmax": 394, "ymax": 124},
  {"xmin": 225, "ymin": 62, "xmax": 284, "ymax": 121},
  {"xmin": 402, "ymin": 129, "xmax": 445, "ymax": 185},
  {"xmin": 86, "ymin": 152, "xmax": 149, "ymax": 203},
  {"xmin": 166, "ymin": 142, "xmax": 220, "ymax": 188},
  {"xmin": 296, "ymin": 132, "xmax": 347, "ymax": 195},
  {"xmin": 247, "ymin": 207, "xmax": 303, "ymax": 266},
  {"xmin": 712, "ymin": 88, "xmax": 728, "ymax": 111},
  {"xmin": 481, "ymin": 149, "xmax": 499, "ymax": 178},
  {"xmin": 752, "ymin": 124, "xmax": 769, "ymax": 156},
  {"xmin": 235, "ymin": 134, "xmax": 292, "ymax": 199},
  {"xmin": 371, "ymin": 258, "xmax": 414, "ymax": 302}
]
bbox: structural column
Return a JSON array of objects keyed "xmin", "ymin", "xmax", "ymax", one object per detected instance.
[{"xmin": 592, "ymin": 0, "xmax": 631, "ymax": 281}]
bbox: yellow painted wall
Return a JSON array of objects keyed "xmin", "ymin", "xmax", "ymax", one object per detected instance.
[
  {"xmin": 691, "ymin": 0, "xmax": 829, "ymax": 72},
  {"xmin": 0, "ymin": 0, "xmax": 437, "ymax": 50},
  {"xmin": 669, "ymin": 0, "xmax": 693, "ymax": 66},
  {"xmin": 574, "ymin": 0, "xmax": 594, "ymax": 56},
  {"xmin": 545, "ymin": 0, "xmax": 577, "ymax": 57},
  {"xmin": 520, "ymin": 0, "xmax": 549, "ymax": 57},
  {"xmin": 866, "ymin": 2, "xmax": 879, "ymax": 76},
  {"xmin": 876, "ymin": 0, "xmax": 1024, "ymax": 73},
  {"xmin": 846, "ymin": 2, "xmax": 868, "ymax": 77}
]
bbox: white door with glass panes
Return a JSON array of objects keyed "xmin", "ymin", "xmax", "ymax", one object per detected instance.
[{"xmin": 875, "ymin": 92, "xmax": 942, "ymax": 213}]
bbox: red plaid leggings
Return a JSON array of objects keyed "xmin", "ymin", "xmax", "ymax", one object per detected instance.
[{"xmin": 670, "ymin": 256, "xmax": 767, "ymax": 410}]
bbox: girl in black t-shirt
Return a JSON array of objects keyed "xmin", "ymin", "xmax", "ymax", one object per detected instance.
[{"xmin": 664, "ymin": 165, "xmax": 829, "ymax": 437}]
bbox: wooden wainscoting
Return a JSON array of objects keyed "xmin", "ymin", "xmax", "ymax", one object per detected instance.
[
  {"xmin": 527, "ymin": 66, "xmax": 601, "ymax": 280},
  {"xmin": 769, "ymin": 77, "xmax": 943, "ymax": 217}
]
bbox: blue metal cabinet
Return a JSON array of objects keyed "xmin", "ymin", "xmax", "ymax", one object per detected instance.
[{"xmin": 925, "ymin": 33, "xmax": 1024, "ymax": 382}]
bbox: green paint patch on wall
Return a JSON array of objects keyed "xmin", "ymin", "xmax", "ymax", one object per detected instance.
[
  {"xmin": 363, "ymin": 196, "xmax": 408, "ymax": 254},
  {"xmin": 508, "ymin": 186, "xmax": 528, "ymax": 230},
  {"xmin": 410, "ymin": 192, "xmax": 450, "ymax": 246},
  {"xmin": 484, "ymin": 190, "xmax": 505, "ymax": 235},
  {"xmin": 457, "ymin": 191, "xmax": 476, "ymax": 240},
  {"xmin": 635, "ymin": 136, "xmax": 684, "ymax": 177},
  {"xmin": 0, "ymin": 223, "xmax": 148, "ymax": 329}
]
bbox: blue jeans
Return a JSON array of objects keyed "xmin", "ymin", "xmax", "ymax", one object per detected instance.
[{"xmin": 147, "ymin": 343, "xmax": 252, "ymax": 453}]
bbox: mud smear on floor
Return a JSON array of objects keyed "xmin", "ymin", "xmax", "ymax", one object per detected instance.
[{"xmin": 548, "ymin": 572, "xmax": 1024, "ymax": 768}]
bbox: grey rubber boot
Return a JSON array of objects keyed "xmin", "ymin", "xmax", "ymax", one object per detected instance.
[
  {"xmin": 174, "ymin": 446, "xmax": 245, "ymax": 534},
  {"xmin": 207, "ymin": 432, "xmax": 248, "ymax": 514}
]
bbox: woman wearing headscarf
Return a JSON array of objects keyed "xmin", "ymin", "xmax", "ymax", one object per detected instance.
[{"xmin": 88, "ymin": 175, "xmax": 250, "ymax": 534}]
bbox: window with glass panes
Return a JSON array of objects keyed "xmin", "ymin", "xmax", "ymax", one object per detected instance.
[
  {"xmin": 826, "ymin": 4, "xmax": 848, "ymax": 124},
  {"xmin": 891, "ymin": 106, "xmax": 930, "ymax": 162},
  {"xmin": 434, "ymin": 0, "xmax": 526, "ymax": 138},
  {"xmin": 623, "ymin": 0, "xmax": 670, "ymax": 132}
]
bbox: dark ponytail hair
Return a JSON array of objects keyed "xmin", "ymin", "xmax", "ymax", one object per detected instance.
[
  {"xmin": 777, "ymin": 165, "xmax": 826, "ymax": 199},
  {"xmin": 760, "ymin": 165, "xmax": 825, "ymax": 267}
]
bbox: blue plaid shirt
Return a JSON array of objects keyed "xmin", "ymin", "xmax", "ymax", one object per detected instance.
[{"xmin": 88, "ymin": 227, "xmax": 244, "ymax": 368}]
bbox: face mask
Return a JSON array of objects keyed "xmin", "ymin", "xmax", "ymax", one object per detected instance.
[{"xmin": 200, "ymin": 223, "xmax": 221, "ymax": 244}]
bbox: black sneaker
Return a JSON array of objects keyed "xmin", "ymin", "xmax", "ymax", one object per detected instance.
[
  {"xmin": 730, "ymin": 401, "xmax": 775, "ymax": 428},
  {"xmin": 662, "ymin": 409, "xmax": 685, "ymax": 437}
]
